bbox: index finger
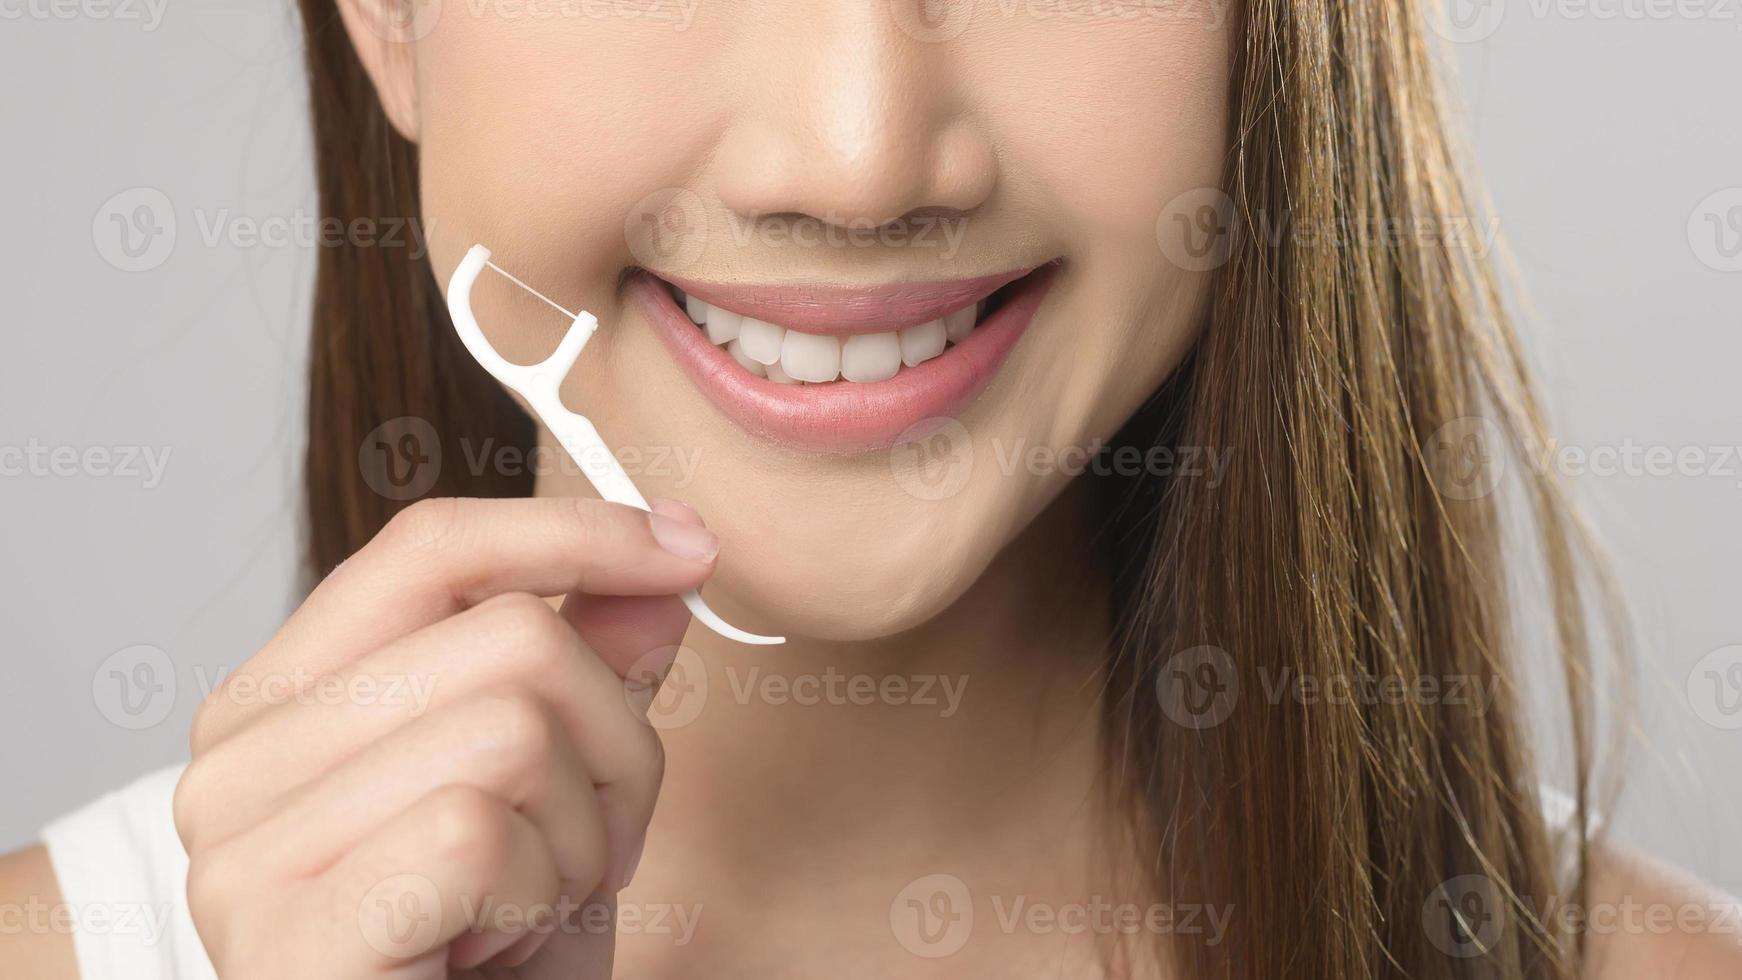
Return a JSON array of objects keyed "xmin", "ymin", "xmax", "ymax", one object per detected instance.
[{"xmin": 194, "ymin": 496, "xmax": 716, "ymax": 747}]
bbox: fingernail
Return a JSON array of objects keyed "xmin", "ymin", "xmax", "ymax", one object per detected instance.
[
  {"xmin": 621, "ymin": 835, "xmax": 646, "ymax": 890},
  {"xmin": 650, "ymin": 497, "xmax": 706, "ymax": 527},
  {"xmin": 649, "ymin": 512, "xmax": 718, "ymax": 562}
]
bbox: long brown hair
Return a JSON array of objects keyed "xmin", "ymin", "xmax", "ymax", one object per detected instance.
[{"xmin": 295, "ymin": 2, "xmax": 1618, "ymax": 978}]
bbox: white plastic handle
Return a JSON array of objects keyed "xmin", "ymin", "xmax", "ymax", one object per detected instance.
[{"xmin": 447, "ymin": 244, "xmax": 784, "ymax": 646}]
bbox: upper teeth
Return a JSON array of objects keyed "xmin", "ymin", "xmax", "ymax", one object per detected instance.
[{"xmin": 673, "ymin": 288, "xmax": 983, "ymax": 384}]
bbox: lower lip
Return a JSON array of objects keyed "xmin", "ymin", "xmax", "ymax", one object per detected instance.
[{"xmin": 632, "ymin": 266, "xmax": 1057, "ymax": 455}]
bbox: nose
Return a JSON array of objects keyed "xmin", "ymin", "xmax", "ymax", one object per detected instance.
[{"xmin": 712, "ymin": 3, "xmax": 997, "ymax": 231}]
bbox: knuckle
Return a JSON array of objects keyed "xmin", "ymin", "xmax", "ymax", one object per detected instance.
[
  {"xmin": 603, "ymin": 723, "xmax": 666, "ymax": 821},
  {"xmin": 423, "ymin": 783, "xmax": 515, "ymax": 869},
  {"xmin": 633, "ymin": 729, "xmax": 667, "ymax": 806},
  {"xmin": 636, "ymin": 724, "xmax": 667, "ymax": 782},
  {"xmin": 184, "ymin": 848, "xmax": 238, "ymax": 929},
  {"xmin": 567, "ymin": 497, "xmax": 627, "ymax": 546},
  {"xmin": 478, "ymin": 594, "xmax": 576, "ymax": 672},
  {"xmin": 170, "ymin": 764, "xmax": 208, "ymax": 850},
  {"xmin": 635, "ymin": 743, "xmax": 667, "ymax": 813},
  {"xmin": 187, "ymin": 700, "xmax": 221, "ymax": 756},
  {"xmin": 491, "ymin": 591, "xmax": 571, "ymax": 644},
  {"xmin": 188, "ymin": 677, "xmax": 245, "ymax": 756},
  {"xmin": 383, "ymin": 498, "xmax": 465, "ymax": 556},
  {"xmin": 471, "ymin": 690, "xmax": 560, "ymax": 783}
]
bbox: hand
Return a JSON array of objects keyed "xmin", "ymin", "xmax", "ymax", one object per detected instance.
[{"xmin": 172, "ymin": 496, "xmax": 720, "ymax": 978}]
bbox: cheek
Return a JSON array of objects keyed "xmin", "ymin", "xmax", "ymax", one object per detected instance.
[
  {"xmin": 983, "ymin": 22, "xmax": 1231, "ymax": 452},
  {"xmin": 970, "ymin": 18, "xmax": 1232, "ymax": 237},
  {"xmin": 413, "ymin": 17, "xmax": 733, "ymax": 303}
]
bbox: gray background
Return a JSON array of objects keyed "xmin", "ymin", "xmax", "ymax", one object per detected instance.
[{"xmin": 1, "ymin": 2, "xmax": 1737, "ymax": 896}]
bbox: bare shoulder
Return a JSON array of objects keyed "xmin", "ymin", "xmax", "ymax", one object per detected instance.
[
  {"xmin": 0, "ymin": 844, "xmax": 80, "ymax": 979},
  {"xmin": 1584, "ymin": 843, "xmax": 1742, "ymax": 980}
]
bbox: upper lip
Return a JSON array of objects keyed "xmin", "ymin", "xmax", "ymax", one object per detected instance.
[{"xmin": 655, "ymin": 268, "xmax": 1036, "ymax": 336}]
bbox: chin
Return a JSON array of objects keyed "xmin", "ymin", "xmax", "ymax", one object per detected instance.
[{"xmin": 700, "ymin": 503, "xmax": 996, "ymax": 644}]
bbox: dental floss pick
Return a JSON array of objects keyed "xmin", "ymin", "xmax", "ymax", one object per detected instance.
[{"xmin": 447, "ymin": 243, "xmax": 786, "ymax": 646}]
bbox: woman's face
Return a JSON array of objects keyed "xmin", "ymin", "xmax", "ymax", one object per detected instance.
[{"xmin": 351, "ymin": 0, "xmax": 1231, "ymax": 640}]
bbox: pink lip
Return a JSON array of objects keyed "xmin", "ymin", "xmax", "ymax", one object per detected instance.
[
  {"xmin": 659, "ymin": 270, "xmax": 1031, "ymax": 335},
  {"xmin": 631, "ymin": 264, "xmax": 1058, "ymax": 454}
]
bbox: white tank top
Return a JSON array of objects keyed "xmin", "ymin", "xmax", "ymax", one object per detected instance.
[
  {"xmin": 41, "ymin": 765, "xmax": 216, "ymax": 980},
  {"xmin": 40, "ymin": 763, "xmax": 1595, "ymax": 980}
]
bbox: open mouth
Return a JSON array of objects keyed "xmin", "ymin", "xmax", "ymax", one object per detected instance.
[{"xmin": 630, "ymin": 263, "xmax": 1059, "ymax": 454}]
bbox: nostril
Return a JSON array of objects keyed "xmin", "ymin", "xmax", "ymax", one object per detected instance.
[{"xmin": 713, "ymin": 108, "xmax": 996, "ymax": 233}]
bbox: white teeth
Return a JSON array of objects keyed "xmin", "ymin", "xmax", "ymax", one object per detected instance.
[
  {"xmin": 738, "ymin": 318, "xmax": 785, "ymax": 365},
  {"xmin": 898, "ymin": 320, "xmax": 946, "ymax": 367},
  {"xmin": 677, "ymin": 284, "xmax": 987, "ymax": 384},
  {"xmin": 781, "ymin": 329, "xmax": 841, "ymax": 383},
  {"xmin": 703, "ymin": 303, "xmax": 742, "ymax": 345},
  {"xmin": 944, "ymin": 305, "xmax": 976, "ymax": 344},
  {"xmin": 726, "ymin": 338, "xmax": 767, "ymax": 377},
  {"xmin": 841, "ymin": 332, "xmax": 901, "ymax": 383}
]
